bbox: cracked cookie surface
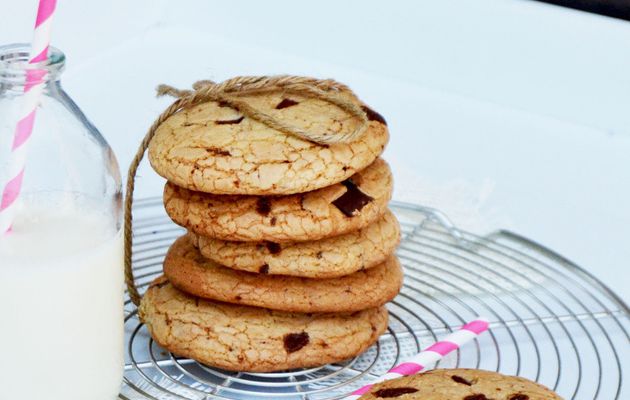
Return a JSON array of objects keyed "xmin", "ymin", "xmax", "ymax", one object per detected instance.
[
  {"xmin": 139, "ymin": 277, "xmax": 389, "ymax": 372},
  {"xmin": 163, "ymin": 235, "xmax": 403, "ymax": 313},
  {"xmin": 164, "ymin": 158, "xmax": 392, "ymax": 242},
  {"xmin": 148, "ymin": 91, "xmax": 389, "ymax": 195},
  {"xmin": 358, "ymin": 368, "xmax": 563, "ymax": 399},
  {"xmin": 189, "ymin": 209, "xmax": 400, "ymax": 278}
]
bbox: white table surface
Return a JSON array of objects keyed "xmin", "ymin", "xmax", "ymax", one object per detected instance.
[{"xmin": 2, "ymin": 0, "xmax": 629, "ymax": 304}]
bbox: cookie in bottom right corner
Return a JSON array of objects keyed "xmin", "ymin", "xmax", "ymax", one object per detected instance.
[{"xmin": 358, "ymin": 368, "xmax": 563, "ymax": 399}]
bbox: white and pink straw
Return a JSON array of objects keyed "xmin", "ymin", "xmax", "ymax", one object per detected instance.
[
  {"xmin": 345, "ymin": 317, "xmax": 489, "ymax": 400},
  {"xmin": 0, "ymin": 0, "xmax": 57, "ymax": 234}
]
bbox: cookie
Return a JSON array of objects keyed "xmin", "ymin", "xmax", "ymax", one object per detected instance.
[
  {"xmin": 139, "ymin": 277, "xmax": 389, "ymax": 372},
  {"xmin": 189, "ymin": 209, "xmax": 400, "ymax": 278},
  {"xmin": 163, "ymin": 235, "xmax": 403, "ymax": 313},
  {"xmin": 164, "ymin": 157, "xmax": 392, "ymax": 242},
  {"xmin": 358, "ymin": 368, "xmax": 563, "ymax": 399},
  {"xmin": 148, "ymin": 91, "xmax": 388, "ymax": 195}
]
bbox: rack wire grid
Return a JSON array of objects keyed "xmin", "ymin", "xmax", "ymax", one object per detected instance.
[{"xmin": 121, "ymin": 198, "xmax": 629, "ymax": 400}]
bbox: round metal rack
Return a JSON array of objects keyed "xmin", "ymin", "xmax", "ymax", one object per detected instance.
[{"xmin": 121, "ymin": 198, "xmax": 629, "ymax": 400}]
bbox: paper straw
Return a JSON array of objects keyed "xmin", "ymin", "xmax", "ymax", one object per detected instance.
[
  {"xmin": 0, "ymin": 0, "xmax": 57, "ymax": 234},
  {"xmin": 345, "ymin": 317, "xmax": 489, "ymax": 399}
]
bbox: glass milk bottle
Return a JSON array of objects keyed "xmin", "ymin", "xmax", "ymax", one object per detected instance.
[{"xmin": 0, "ymin": 44, "xmax": 123, "ymax": 399}]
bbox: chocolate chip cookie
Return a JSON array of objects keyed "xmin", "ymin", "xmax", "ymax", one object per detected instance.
[
  {"xmin": 148, "ymin": 91, "xmax": 388, "ymax": 195},
  {"xmin": 358, "ymin": 368, "xmax": 563, "ymax": 399},
  {"xmin": 164, "ymin": 158, "xmax": 392, "ymax": 242},
  {"xmin": 189, "ymin": 209, "xmax": 400, "ymax": 278},
  {"xmin": 139, "ymin": 277, "xmax": 389, "ymax": 372},
  {"xmin": 163, "ymin": 235, "xmax": 403, "ymax": 313}
]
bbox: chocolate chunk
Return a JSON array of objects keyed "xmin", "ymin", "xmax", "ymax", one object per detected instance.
[
  {"xmin": 256, "ymin": 197, "xmax": 271, "ymax": 216},
  {"xmin": 316, "ymin": 251, "xmax": 323, "ymax": 259},
  {"xmin": 332, "ymin": 180, "xmax": 374, "ymax": 217},
  {"xmin": 374, "ymin": 387, "xmax": 418, "ymax": 398},
  {"xmin": 215, "ymin": 116, "xmax": 244, "ymax": 125},
  {"xmin": 234, "ymin": 295, "xmax": 242, "ymax": 301},
  {"xmin": 259, "ymin": 264, "xmax": 270, "ymax": 274},
  {"xmin": 464, "ymin": 395, "xmax": 490, "ymax": 400},
  {"xmin": 283, "ymin": 332, "xmax": 309, "ymax": 353},
  {"xmin": 151, "ymin": 279, "xmax": 169, "ymax": 289},
  {"xmin": 509, "ymin": 395, "xmax": 529, "ymax": 400},
  {"xmin": 265, "ymin": 241, "xmax": 281, "ymax": 254},
  {"xmin": 270, "ymin": 217, "xmax": 277, "ymax": 226},
  {"xmin": 299, "ymin": 194, "xmax": 306, "ymax": 210},
  {"xmin": 452, "ymin": 375, "xmax": 473, "ymax": 386},
  {"xmin": 206, "ymin": 147, "xmax": 231, "ymax": 156},
  {"xmin": 218, "ymin": 101, "xmax": 231, "ymax": 108},
  {"xmin": 361, "ymin": 105, "xmax": 387, "ymax": 125},
  {"xmin": 276, "ymin": 98, "xmax": 299, "ymax": 109}
]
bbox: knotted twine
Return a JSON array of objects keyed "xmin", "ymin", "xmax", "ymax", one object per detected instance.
[{"xmin": 124, "ymin": 75, "xmax": 371, "ymax": 306}]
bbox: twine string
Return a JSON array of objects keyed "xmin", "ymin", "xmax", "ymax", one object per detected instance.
[{"xmin": 124, "ymin": 75, "xmax": 368, "ymax": 306}]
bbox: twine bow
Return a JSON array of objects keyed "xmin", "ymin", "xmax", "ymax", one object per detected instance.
[{"xmin": 124, "ymin": 75, "xmax": 370, "ymax": 306}]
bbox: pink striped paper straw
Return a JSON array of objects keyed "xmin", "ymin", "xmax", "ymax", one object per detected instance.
[
  {"xmin": 0, "ymin": 0, "xmax": 57, "ymax": 234},
  {"xmin": 345, "ymin": 317, "xmax": 489, "ymax": 400}
]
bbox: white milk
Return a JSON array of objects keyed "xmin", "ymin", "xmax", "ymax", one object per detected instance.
[{"xmin": 0, "ymin": 206, "xmax": 124, "ymax": 399}]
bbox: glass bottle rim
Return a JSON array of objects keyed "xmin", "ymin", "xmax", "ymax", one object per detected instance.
[{"xmin": 0, "ymin": 43, "xmax": 65, "ymax": 85}]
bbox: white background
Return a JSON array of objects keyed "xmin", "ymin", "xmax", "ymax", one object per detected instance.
[{"xmin": 2, "ymin": 0, "xmax": 629, "ymax": 303}]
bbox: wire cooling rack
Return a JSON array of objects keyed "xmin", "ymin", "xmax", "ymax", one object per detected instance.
[{"xmin": 121, "ymin": 198, "xmax": 629, "ymax": 400}]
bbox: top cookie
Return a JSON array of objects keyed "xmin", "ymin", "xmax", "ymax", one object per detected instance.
[
  {"xmin": 148, "ymin": 91, "xmax": 389, "ymax": 195},
  {"xmin": 358, "ymin": 368, "xmax": 563, "ymax": 400}
]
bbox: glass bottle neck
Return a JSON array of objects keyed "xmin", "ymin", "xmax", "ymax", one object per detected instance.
[{"xmin": 0, "ymin": 43, "xmax": 65, "ymax": 95}]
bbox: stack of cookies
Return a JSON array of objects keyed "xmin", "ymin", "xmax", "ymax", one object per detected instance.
[{"xmin": 139, "ymin": 80, "xmax": 403, "ymax": 372}]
